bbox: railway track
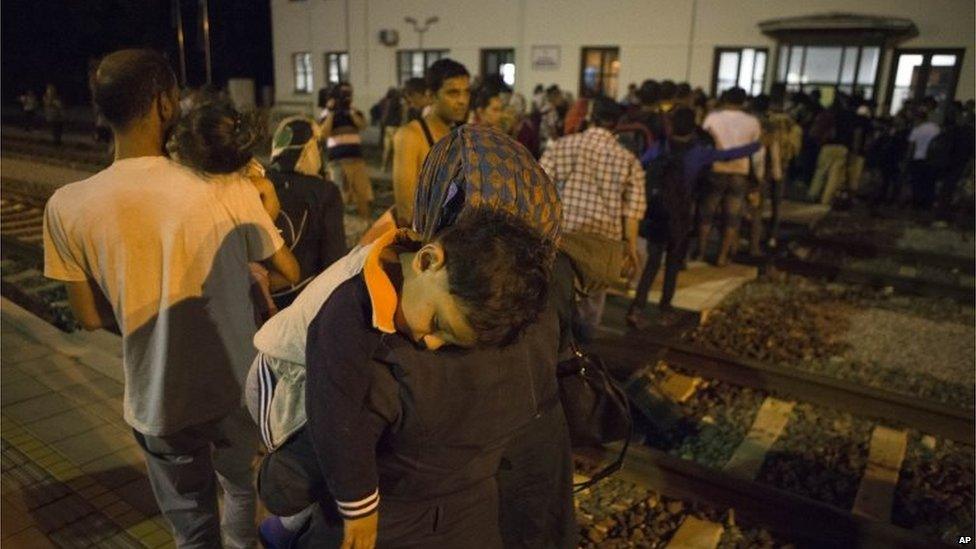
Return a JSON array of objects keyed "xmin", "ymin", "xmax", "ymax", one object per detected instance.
[
  {"xmin": 587, "ymin": 331, "xmax": 972, "ymax": 547},
  {"xmin": 774, "ymin": 225, "xmax": 975, "ymax": 303},
  {"xmin": 1, "ymin": 134, "xmax": 110, "ymax": 172}
]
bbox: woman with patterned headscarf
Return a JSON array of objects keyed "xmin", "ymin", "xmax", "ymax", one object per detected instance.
[
  {"xmin": 265, "ymin": 116, "xmax": 347, "ymax": 309},
  {"xmin": 254, "ymin": 125, "xmax": 575, "ymax": 548},
  {"xmin": 409, "ymin": 125, "xmax": 577, "ymax": 549}
]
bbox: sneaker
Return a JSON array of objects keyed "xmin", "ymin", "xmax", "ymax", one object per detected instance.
[{"xmin": 259, "ymin": 516, "xmax": 297, "ymax": 549}]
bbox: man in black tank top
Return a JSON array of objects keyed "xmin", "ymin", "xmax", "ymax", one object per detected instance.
[{"xmin": 392, "ymin": 59, "xmax": 471, "ymax": 227}]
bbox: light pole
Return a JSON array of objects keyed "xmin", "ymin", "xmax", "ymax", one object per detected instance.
[
  {"xmin": 173, "ymin": 0, "xmax": 187, "ymax": 86},
  {"xmin": 404, "ymin": 16, "xmax": 439, "ymax": 49}
]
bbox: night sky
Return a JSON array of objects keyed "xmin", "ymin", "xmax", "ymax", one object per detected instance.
[{"xmin": 1, "ymin": 0, "xmax": 273, "ymax": 106}]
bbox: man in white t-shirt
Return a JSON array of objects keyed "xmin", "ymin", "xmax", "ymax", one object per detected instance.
[
  {"xmin": 699, "ymin": 87, "xmax": 762, "ymax": 265},
  {"xmin": 907, "ymin": 111, "xmax": 942, "ymax": 209},
  {"xmin": 43, "ymin": 49, "xmax": 295, "ymax": 548}
]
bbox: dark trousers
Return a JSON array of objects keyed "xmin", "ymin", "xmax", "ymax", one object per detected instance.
[
  {"xmin": 49, "ymin": 120, "xmax": 64, "ymax": 145},
  {"xmin": 632, "ymin": 234, "xmax": 689, "ymax": 312},
  {"xmin": 874, "ymin": 164, "xmax": 902, "ymax": 205},
  {"xmin": 908, "ymin": 159, "xmax": 935, "ymax": 210}
]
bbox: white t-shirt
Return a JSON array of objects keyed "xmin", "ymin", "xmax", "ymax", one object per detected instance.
[
  {"xmin": 253, "ymin": 244, "xmax": 372, "ymax": 365},
  {"xmin": 43, "ymin": 156, "xmax": 284, "ymax": 436},
  {"xmin": 908, "ymin": 122, "xmax": 941, "ymax": 160},
  {"xmin": 703, "ymin": 109, "xmax": 762, "ymax": 175}
]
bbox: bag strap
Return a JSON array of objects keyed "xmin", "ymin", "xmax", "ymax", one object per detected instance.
[
  {"xmin": 568, "ymin": 343, "xmax": 633, "ymax": 493},
  {"xmin": 417, "ymin": 117, "xmax": 436, "ymax": 148}
]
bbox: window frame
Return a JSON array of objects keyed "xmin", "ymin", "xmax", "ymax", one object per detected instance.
[
  {"xmin": 480, "ymin": 48, "xmax": 516, "ymax": 87},
  {"xmin": 325, "ymin": 51, "xmax": 349, "ymax": 86},
  {"xmin": 396, "ymin": 49, "xmax": 450, "ymax": 86},
  {"xmin": 883, "ymin": 47, "xmax": 965, "ymax": 114},
  {"xmin": 578, "ymin": 46, "xmax": 620, "ymax": 98},
  {"xmin": 710, "ymin": 46, "xmax": 769, "ymax": 97},
  {"xmin": 773, "ymin": 43, "xmax": 883, "ymax": 101},
  {"xmin": 292, "ymin": 52, "xmax": 313, "ymax": 95}
]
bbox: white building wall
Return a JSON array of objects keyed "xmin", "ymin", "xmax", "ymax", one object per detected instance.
[{"xmin": 271, "ymin": 0, "xmax": 974, "ymax": 114}]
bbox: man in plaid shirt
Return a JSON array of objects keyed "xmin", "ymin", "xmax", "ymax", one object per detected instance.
[{"xmin": 541, "ymin": 97, "xmax": 646, "ymax": 337}]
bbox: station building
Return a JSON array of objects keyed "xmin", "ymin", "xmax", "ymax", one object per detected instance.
[{"xmin": 270, "ymin": 0, "xmax": 973, "ymax": 116}]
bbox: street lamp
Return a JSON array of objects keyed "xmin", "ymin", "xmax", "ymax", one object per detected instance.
[{"xmin": 404, "ymin": 16, "xmax": 439, "ymax": 49}]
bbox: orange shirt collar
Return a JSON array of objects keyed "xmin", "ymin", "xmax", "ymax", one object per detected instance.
[{"xmin": 362, "ymin": 228, "xmax": 408, "ymax": 334}]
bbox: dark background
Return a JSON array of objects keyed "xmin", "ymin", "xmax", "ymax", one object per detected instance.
[{"xmin": 1, "ymin": 0, "xmax": 274, "ymax": 107}]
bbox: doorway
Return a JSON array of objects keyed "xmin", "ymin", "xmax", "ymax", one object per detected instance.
[{"xmin": 886, "ymin": 49, "xmax": 965, "ymax": 115}]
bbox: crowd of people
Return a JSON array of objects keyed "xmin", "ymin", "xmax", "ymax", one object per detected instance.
[{"xmin": 39, "ymin": 46, "xmax": 974, "ymax": 549}]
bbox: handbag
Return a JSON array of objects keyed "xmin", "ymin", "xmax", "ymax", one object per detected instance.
[
  {"xmin": 557, "ymin": 343, "xmax": 632, "ymax": 491},
  {"xmin": 559, "ymin": 231, "xmax": 626, "ymax": 290}
]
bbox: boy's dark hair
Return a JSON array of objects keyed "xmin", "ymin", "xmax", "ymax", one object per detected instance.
[
  {"xmin": 426, "ymin": 58, "xmax": 470, "ymax": 93},
  {"xmin": 675, "ymin": 82, "xmax": 692, "ymax": 100},
  {"xmin": 725, "ymin": 86, "xmax": 747, "ymax": 106},
  {"xmin": 591, "ymin": 96, "xmax": 623, "ymax": 127},
  {"xmin": 660, "ymin": 80, "xmax": 677, "ymax": 101},
  {"xmin": 91, "ymin": 49, "xmax": 177, "ymax": 130},
  {"xmin": 637, "ymin": 79, "xmax": 660, "ymax": 106},
  {"xmin": 171, "ymin": 101, "xmax": 261, "ymax": 174},
  {"xmin": 435, "ymin": 207, "xmax": 553, "ymax": 347},
  {"xmin": 403, "ymin": 77, "xmax": 428, "ymax": 96}
]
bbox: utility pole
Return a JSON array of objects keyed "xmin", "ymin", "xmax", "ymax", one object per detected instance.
[
  {"xmin": 173, "ymin": 0, "xmax": 187, "ymax": 86},
  {"xmin": 404, "ymin": 16, "xmax": 439, "ymax": 49},
  {"xmin": 201, "ymin": 0, "xmax": 212, "ymax": 85}
]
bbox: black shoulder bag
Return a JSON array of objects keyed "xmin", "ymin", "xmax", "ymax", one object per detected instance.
[{"xmin": 557, "ymin": 343, "xmax": 632, "ymax": 492}]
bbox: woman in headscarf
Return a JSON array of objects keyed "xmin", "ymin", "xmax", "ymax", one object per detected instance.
[
  {"xmin": 256, "ymin": 125, "xmax": 576, "ymax": 548},
  {"xmin": 265, "ymin": 116, "xmax": 347, "ymax": 309},
  {"xmin": 410, "ymin": 125, "xmax": 578, "ymax": 549}
]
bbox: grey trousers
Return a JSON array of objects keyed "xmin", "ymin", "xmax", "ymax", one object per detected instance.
[
  {"xmin": 576, "ymin": 288, "xmax": 607, "ymax": 342},
  {"xmin": 133, "ymin": 407, "xmax": 259, "ymax": 549}
]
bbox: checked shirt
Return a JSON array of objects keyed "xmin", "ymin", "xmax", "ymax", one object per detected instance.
[{"xmin": 540, "ymin": 127, "xmax": 646, "ymax": 241}]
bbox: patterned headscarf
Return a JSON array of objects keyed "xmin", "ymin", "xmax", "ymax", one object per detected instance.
[
  {"xmin": 412, "ymin": 125, "xmax": 561, "ymax": 244},
  {"xmin": 269, "ymin": 116, "xmax": 323, "ymax": 176}
]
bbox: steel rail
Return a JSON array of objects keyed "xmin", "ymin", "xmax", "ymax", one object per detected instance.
[
  {"xmin": 591, "ymin": 333, "xmax": 974, "ymax": 445},
  {"xmin": 797, "ymin": 233, "xmax": 975, "ymax": 275},
  {"xmin": 582, "ymin": 443, "xmax": 955, "ymax": 549},
  {"xmin": 774, "ymin": 255, "xmax": 974, "ymax": 302}
]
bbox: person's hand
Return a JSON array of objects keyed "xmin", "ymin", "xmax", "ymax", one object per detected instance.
[
  {"xmin": 747, "ymin": 190, "xmax": 761, "ymax": 208},
  {"xmin": 341, "ymin": 513, "xmax": 378, "ymax": 549},
  {"xmin": 621, "ymin": 242, "xmax": 640, "ymax": 280}
]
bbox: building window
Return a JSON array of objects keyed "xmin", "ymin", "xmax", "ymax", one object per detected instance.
[
  {"xmin": 579, "ymin": 47, "xmax": 619, "ymax": 98},
  {"xmin": 712, "ymin": 47, "xmax": 768, "ymax": 97},
  {"xmin": 481, "ymin": 49, "xmax": 515, "ymax": 87},
  {"xmin": 293, "ymin": 52, "xmax": 313, "ymax": 94},
  {"xmin": 325, "ymin": 52, "xmax": 349, "ymax": 85},
  {"xmin": 397, "ymin": 49, "xmax": 448, "ymax": 85},
  {"xmin": 775, "ymin": 44, "xmax": 881, "ymax": 103},
  {"xmin": 885, "ymin": 49, "xmax": 965, "ymax": 115}
]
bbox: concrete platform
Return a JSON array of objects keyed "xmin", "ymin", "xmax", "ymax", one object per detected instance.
[{"xmin": 1, "ymin": 297, "xmax": 173, "ymax": 548}]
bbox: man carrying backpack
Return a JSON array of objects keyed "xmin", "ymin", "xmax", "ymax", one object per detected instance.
[{"xmin": 627, "ymin": 108, "xmax": 759, "ymax": 328}]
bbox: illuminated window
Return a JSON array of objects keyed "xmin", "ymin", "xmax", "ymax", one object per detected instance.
[
  {"xmin": 396, "ymin": 49, "xmax": 448, "ymax": 85},
  {"xmin": 712, "ymin": 47, "xmax": 768, "ymax": 97},
  {"xmin": 580, "ymin": 47, "xmax": 619, "ymax": 98},
  {"xmin": 775, "ymin": 44, "xmax": 880, "ymax": 102},
  {"xmin": 325, "ymin": 52, "xmax": 349, "ymax": 85},
  {"xmin": 481, "ymin": 49, "xmax": 516, "ymax": 87},
  {"xmin": 293, "ymin": 52, "xmax": 313, "ymax": 94},
  {"xmin": 886, "ymin": 49, "xmax": 964, "ymax": 115}
]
